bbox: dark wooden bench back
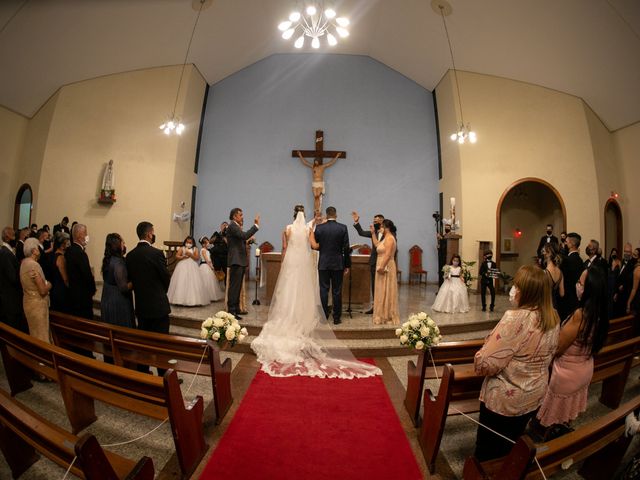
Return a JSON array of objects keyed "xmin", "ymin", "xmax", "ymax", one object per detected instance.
[
  {"xmin": 465, "ymin": 395, "xmax": 640, "ymax": 479},
  {"xmin": 49, "ymin": 311, "xmax": 233, "ymax": 423},
  {"xmin": 0, "ymin": 323, "xmax": 207, "ymax": 479},
  {"xmin": 0, "ymin": 389, "xmax": 154, "ymax": 480}
]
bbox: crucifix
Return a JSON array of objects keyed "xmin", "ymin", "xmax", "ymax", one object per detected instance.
[{"xmin": 292, "ymin": 130, "xmax": 347, "ymax": 214}]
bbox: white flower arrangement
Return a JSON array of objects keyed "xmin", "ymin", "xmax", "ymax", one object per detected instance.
[
  {"xmin": 396, "ymin": 312, "xmax": 442, "ymax": 350},
  {"xmin": 200, "ymin": 311, "xmax": 247, "ymax": 347},
  {"xmin": 442, "ymin": 265, "xmax": 451, "ymax": 277}
]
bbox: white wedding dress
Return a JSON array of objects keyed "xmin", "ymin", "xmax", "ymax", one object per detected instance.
[
  {"xmin": 432, "ymin": 265, "xmax": 470, "ymax": 313},
  {"xmin": 251, "ymin": 212, "xmax": 382, "ymax": 379}
]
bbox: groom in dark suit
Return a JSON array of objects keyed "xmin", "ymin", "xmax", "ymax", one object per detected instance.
[
  {"xmin": 226, "ymin": 208, "xmax": 260, "ymax": 319},
  {"xmin": 311, "ymin": 206, "xmax": 351, "ymax": 324}
]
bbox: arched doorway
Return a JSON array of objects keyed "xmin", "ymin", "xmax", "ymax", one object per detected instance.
[
  {"xmin": 496, "ymin": 178, "xmax": 566, "ymax": 283},
  {"xmin": 13, "ymin": 184, "xmax": 33, "ymax": 231},
  {"xmin": 604, "ymin": 198, "xmax": 622, "ymax": 257}
]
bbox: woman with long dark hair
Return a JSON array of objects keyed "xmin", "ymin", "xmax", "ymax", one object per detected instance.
[
  {"xmin": 47, "ymin": 232, "xmax": 70, "ymax": 313},
  {"xmin": 543, "ymin": 242, "xmax": 564, "ymax": 310},
  {"xmin": 536, "ymin": 267, "xmax": 609, "ymax": 433},
  {"xmin": 371, "ymin": 219, "xmax": 400, "ymax": 325},
  {"xmin": 100, "ymin": 233, "xmax": 134, "ymax": 327}
]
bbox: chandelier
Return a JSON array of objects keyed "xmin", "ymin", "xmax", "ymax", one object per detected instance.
[
  {"xmin": 278, "ymin": 2, "xmax": 350, "ymax": 49},
  {"xmin": 159, "ymin": 0, "xmax": 208, "ymax": 136},
  {"xmin": 433, "ymin": 0, "xmax": 477, "ymax": 144}
]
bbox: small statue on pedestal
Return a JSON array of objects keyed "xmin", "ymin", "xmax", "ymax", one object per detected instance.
[{"xmin": 99, "ymin": 159, "xmax": 116, "ymax": 203}]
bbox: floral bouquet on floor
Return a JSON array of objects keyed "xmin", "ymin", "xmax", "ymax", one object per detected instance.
[
  {"xmin": 396, "ymin": 312, "xmax": 442, "ymax": 350},
  {"xmin": 201, "ymin": 311, "xmax": 248, "ymax": 347}
]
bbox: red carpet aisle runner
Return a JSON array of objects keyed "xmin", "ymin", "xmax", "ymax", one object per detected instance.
[{"xmin": 200, "ymin": 363, "xmax": 422, "ymax": 480}]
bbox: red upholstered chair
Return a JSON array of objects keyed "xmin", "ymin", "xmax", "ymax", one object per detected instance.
[
  {"xmin": 408, "ymin": 245, "xmax": 427, "ymax": 286},
  {"xmin": 358, "ymin": 245, "xmax": 372, "ymax": 255}
]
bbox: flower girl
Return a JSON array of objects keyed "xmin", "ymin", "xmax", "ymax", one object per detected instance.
[
  {"xmin": 168, "ymin": 236, "xmax": 210, "ymax": 306},
  {"xmin": 198, "ymin": 236, "xmax": 224, "ymax": 302},
  {"xmin": 432, "ymin": 254, "xmax": 470, "ymax": 313}
]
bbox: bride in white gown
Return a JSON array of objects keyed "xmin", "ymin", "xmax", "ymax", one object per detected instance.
[
  {"xmin": 432, "ymin": 254, "xmax": 470, "ymax": 313},
  {"xmin": 251, "ymin": 207, "xmax": 382, "ymax": 379}
]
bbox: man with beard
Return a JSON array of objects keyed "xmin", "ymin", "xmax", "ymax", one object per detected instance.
[{"xmin": 614, "ymin": 243, "xmax": 637, "ymax": 318}]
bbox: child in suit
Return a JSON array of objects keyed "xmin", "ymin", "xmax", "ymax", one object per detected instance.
[{"xmin": 479, "ymin": 250, "xmax": 497, "ymax": 312}]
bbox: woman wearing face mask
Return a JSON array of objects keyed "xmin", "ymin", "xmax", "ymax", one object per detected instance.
[
  {"xmin": 100, "ymin": 233, "xmax": 134, "ymax": 328},
  {"xmin": 473, "ymin": 264, "xmax": 559, "ymax": 461},
  {"xmin": 167, "ymin": 236, "xmax": 210, "ymax": 306},
  {"xmin": 20, "ymin": 238, "xmax": 52, "ymax": 343},
  {"xmin": 371, "ymin": 219, "xmax": 400, "ymax": 325},
  {"xmin": 535, "ymin": 267, "xmax": 608, "ymax": 439},
  {"xmin": 432, "ymin": 254, "xmax": 470, "ymax": 313},
  {"xmin": 627, "ymin": 248, "xmax": 640, "ymax": 318}
]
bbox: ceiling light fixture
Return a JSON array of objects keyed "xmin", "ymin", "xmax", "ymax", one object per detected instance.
[
  {"xmin": 278, "ymin": 1, "xmax": 350, "ymax": 49},
  {"xmin": 432, "ymin": 0, "xmax": 477, "ymax": 144},
  {"xmin": 159, "ymin": 0, "xmax": 208, "ymax": 136}
]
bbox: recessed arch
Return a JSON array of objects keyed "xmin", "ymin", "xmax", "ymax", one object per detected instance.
[
  {"xmin": 13, "ymin": 184, "xmax": 33, "ymax": 231},
  {"xmin": 604, "ymin": 198, "xmax": 623, "ymax": 256}
]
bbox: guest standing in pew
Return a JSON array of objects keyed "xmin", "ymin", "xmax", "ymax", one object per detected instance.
[
  {"xmin": 20, "ymin": 238, "xmax": 51, "ymax": 343},
  {"xmin": 535, "ymin": 268, "xmax": 608, "ymax": 439},
  {"xmin": 473, "ymin": 264, "xmax": 559, "ymax": 461},
  {"xmin": 370, "ymin": 219, "xmax": 400, "ymax": 325},
  {"xmin": 0, "ymin": 226, "xmax": 28, "ymax": 333},
  {"xmin": 614, "ymin": 243, "xmax": 636, "ymax": 318},
  {"xmin": 559, "ymin": 232, "xmax": 584, "ymax": 320},
  {"xmin": 126, "ymin": 222, "xmax": 171, "ymax": 376},
  {"xmin": 543, "ymin": 243, "xmax": 564, "ymax": 311},
  {"xmin": 100, "ymin": 233, "xmax": 134, "ymax": 328},
  {"xmin": 47, "ymin": 232, "xmax": 70, "ymax": 313},
  {"xmin": 627, "ymin": 248, "xmax": 640, "ymax": 327},
  {"xmin": 65, "ymin": 224, "xmax": 97, "ymax": 320}
]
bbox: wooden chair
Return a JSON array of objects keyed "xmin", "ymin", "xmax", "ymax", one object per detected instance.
[
  {"xmin": 358, "ymin": 245, "xmax": 372, "ymax": 255},
  {"xmin": 0, "ymin": 389, "xmax": 154, "ymax": 480},
  {"xmin": 408, "ymin": 245, "xmax": 427, "ymax": 285},
  {"xmin": 0, "ymin": 323, "xmax": 207, "ymax": 479},
  {"xmin": 257, "ymin": 241, "xmax": 274, "ymax": 277}
]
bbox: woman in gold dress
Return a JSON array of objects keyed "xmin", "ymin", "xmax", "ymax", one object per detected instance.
[
  {"xmin": 19, "ymin": 237, "xmax": 51, "ymax": 342},
  {"xmin": 371, "ymin": 219, "xmax": 400, "ymax": 325}
]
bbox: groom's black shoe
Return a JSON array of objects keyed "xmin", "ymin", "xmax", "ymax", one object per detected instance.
[
  {"xmin": 234, "ymin": 314, "xmax": 243, "ymax": 320},
  {"xmin": 333, "ymin": 319, "xmax": 342, "ymax": 325},
  {"xmin": 365, "ymin": 308, "xmax": 373, "ymax": 315}
]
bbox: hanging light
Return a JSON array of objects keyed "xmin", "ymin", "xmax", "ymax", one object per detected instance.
[
  {"xmin": 433, "ymin": 0, "xmax": 477, "ymax": 145},
  {"xmin": 278, "ymin": 1, "xmax": 350, "ymax": 49},
  {"xmin": 159, "ymin": 0, "xmax": 207, "ymax": 136}
]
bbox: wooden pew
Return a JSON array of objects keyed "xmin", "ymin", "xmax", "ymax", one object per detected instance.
[
  {"xmin": 404, "ymin": 314, "xmax": 635, "ymax": 427},
  {"xmin": 49, "ymin": 310, "xmax": 233, "ymax": 423},
  {"xmin": 463, "ymin": 394, "xmax": 640, "ymax": 480},
  {"xmin": 0, "ymin": 389, "xmax": 154, "ymax": 480},
  {"xmin": 420, "ymin": 336, "xmax": 640, "ymax": 474},
  {"xmin": 0, "ymin": 323, "xmax": 207, "ymax": 479}
]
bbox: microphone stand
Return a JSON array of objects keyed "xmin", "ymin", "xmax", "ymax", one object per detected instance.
[{"xmin": 252, "ymin": 248, "xmax": 261, "ymax": 306}]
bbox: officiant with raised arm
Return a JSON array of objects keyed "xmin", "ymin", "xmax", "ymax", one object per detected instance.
[
  {"xmin": 352, "ymin": 211, "xmax": 384, "ymax": 314},
  {"xmin": 226, "ymin": 208, "xmax": 259, "ymax": 319}
]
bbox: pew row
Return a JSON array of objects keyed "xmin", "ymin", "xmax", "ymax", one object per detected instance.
[
  {"xmin": 420, "ymin": 335, "xmax": 640, "ymax": 474},
  {"xmin": 0, "ymin": 389, "xmax": 154, "ymax": 480},
  {"xmin": 0, "ymin": 323, "xmax": 207, "ymax": 479},
  {"xmin": 405, "ymin": 314, "xmax": 635, "ymax": 427},
  {"xmin": 463, "ymin": 394, "xmax": 640, "ymax": 480},
  {"xmin": 49, "ymin": 310, "xmax": 232, "ymax": 423}
]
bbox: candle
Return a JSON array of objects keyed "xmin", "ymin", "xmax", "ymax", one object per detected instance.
[
  {"xmin": 450, "ymin": 197, "xmax": 456, "ymax": 210},
  {"xmin": 255, "ymin": 247, "xmax": 261, "ymax": 257}
]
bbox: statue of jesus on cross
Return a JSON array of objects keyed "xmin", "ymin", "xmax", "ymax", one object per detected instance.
[{"xmin": 292, "ymin": 130, "xmax": 346, "ymax": 214}]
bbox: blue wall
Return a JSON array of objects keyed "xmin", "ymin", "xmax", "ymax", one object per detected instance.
[{"xmin": 195, "ymin": 54, "xmax": 439, "ymax": 280}]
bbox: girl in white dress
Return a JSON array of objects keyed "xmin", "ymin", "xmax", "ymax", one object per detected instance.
[
  {"xmin": 199, "ymin": 237, "xmax": 224, "ymax": 302},
  {"xmin": 168, "ymin": 236, "xmax": 210, "ymax": 306},
  {"xmin": 432, "ymin": 254, "xmax": 470, "ymax": 313},
  {"xmin": 251, "ymin": 205, "xmax": 381, "ymax": 379}
]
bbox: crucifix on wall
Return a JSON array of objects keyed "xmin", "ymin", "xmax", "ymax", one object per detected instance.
[{"xmin": 292, "ymin": 130, "xmax": 346, "ymax": 214}]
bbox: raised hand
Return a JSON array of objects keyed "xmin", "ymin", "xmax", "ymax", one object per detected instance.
[
  {"xmin": 351, "ymin": 211, "xmax": 359, "ymax": 223},
  {"xmin": 254, "ymin": 215, "xmax": 260, "ymax": 226}
]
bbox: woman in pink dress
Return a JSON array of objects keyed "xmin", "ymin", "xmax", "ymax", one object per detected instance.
[{"xmin": 536, "ymin": 267, "xmax": 609, "ymax": 434}]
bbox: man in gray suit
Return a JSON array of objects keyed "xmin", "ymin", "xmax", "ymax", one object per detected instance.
[
  {"xmin": 226, "ymin": 208, "xmax": 259, "ymax": 319},
  {"xmin": 352, "ymin": 211, "xmax": 384, "ymax": 314}
]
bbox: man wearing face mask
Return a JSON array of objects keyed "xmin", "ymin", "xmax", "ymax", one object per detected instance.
[
  {"xmin": 559, "ymin": 231, "xmax": 569, "ymax": 256},
  {"xmin": 0, "ymin": 226, "xmax": 27, "ymax": 332},
  {"xmin": 537, "ymin": 224, "xmax": 559, "ymax": 264},
  {"xmin": 479, "ymin": 250, "xmax": 497, "ymax": 312},
  {"xmin": 614, "ymin": 243, "xmax": 636, "ymax": 317},
  {"xmin": 65, "ymin": 223, "xmax": 97, "ymax": 320},
  {"xmin": 559, "ymin": 232, "xmax": 584, "ymax": 320},
  {"xmin": 583, "ymin": 240, "xmax": 608, "ymax": 274},
  {"xmin": 352, "ymin": 211, "xmax": 384, "ymax": 314}
]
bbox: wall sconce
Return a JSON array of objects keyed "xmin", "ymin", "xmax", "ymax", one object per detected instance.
[
  {"xmin": 610, "ymin": 191, "xmax": 619, "ymax": 199},
  {"xmin": 515, "ymin": 228, "xmax": 522, "ymax": 238}
]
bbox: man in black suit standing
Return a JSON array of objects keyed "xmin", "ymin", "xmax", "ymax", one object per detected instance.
[
  {"xmin": 226, "ymin": 208, "xmax": 259, "ymax": 319},
  {"xmin": 583, "ymin": 239, "xmax": 608, "ymax": 274},
  {"xmin": 311, "ymin": 206, "xmax": 351, "ymax": 325},
  {"xmin": 478, "ymin": 250, "xmax": 497, "ymax": 312},
  {"xmin": 53, "ymin": 216, "xmax": 70, "ymax": 235},
  {"xmin": 351, "ymin": 211, "xmax": 383, "ymax": 314},
  {"xmin": 0, "ymin": 227, "xmax": 27, "ymax": 332},
  {"xmin": 65, "ymin": 223, "xmax": 96, "ymax": 320},
  {"xmin": 15, "ymin": 227, "xmax": 29, "ymax": 263},
  {"xmin": 614, "ymin": 243, "xmax": 636, "ymax": 317},
  {"xmin": 537, "ymin": 224, "xmax": 559, "ymax": 264},
  {"xmin": 559, "ymin": 232, "xmax": 584, "ymax": 320}
]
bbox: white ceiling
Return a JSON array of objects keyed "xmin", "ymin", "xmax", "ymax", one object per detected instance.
[{"xmin": 1, "ymin": 0, "xmax": 639, "ymax": 130}]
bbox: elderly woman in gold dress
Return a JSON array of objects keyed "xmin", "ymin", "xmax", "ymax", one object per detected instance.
[
  {"xmin": 19, "ymin": 237, "xmax": 51, "ymax": 342},
  {"xmin": 371, "ymin": 219, "xmax": 400, "ymax": 325}
]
